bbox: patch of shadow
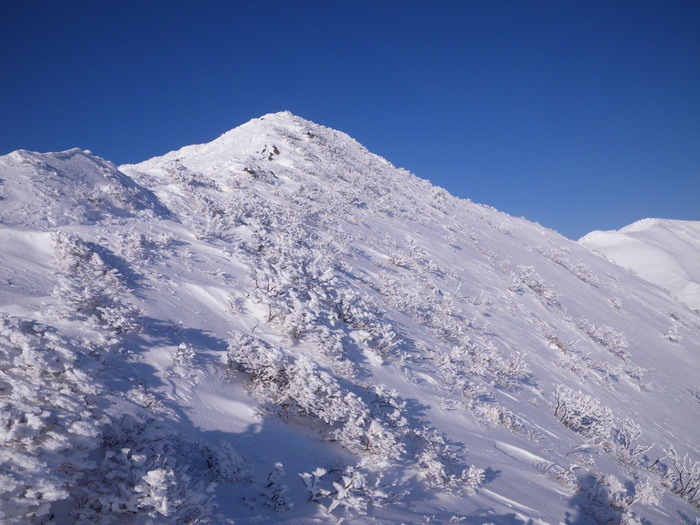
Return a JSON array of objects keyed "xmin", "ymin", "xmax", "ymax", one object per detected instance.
[
  {"xmin": 98, "ymin": 318, "xmax": 229, "ymax": 394},
  {"xmin": 564, "ymin": 473, "xmax": 623, "ymax": 525},
  {"xmin": 482, "ymin": 467, "xmax": 501, "ymax": 484},
  {"xmin": 86, "ymin": 241, "xmax": 144, "ymax": 290},
  {"xmin": 677, "ymin": 511, "xmax": 698, "ymax": 525},
  {"xmin": 139, "ymin": 317, "xmax": 230, "ymax": 353}
]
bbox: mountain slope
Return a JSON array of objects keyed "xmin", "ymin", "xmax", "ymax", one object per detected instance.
[
  {"xmin": 1, "ymin": 112, "xmax": 698, "ymax": 524},
  {"xmin": 580, "ymin": 219, "xmax": 700, "ymax": 312}
]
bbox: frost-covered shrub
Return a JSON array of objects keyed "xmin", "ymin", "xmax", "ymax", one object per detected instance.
[
  {"xmin": 285, "ymin": 355, "xmax": 366, "ymax": 426},
  {"xmin": 468, "ymin": 291, "xmax": 493, "ymax": 317},
  {"xmin": 260, "ymin": 462, "xmax": 293, "ymax": 511},
  {"xmin": 416, "ymin": 446, "xmax": 484, "ymax": 495},
  {"xmin": 571, "ymin": 262, "xmax": 599, "ymax": 285},
  {"xmin": 494, "ymin": 351, "xmax": 532, "ymax": 390},
  {"xmin": 74, "ymin": 416, "xmax": 218, "ymax": 523},
  {"xmin": 369, "ymin": 385, "xmax": 408, "ymax": 430},
  {"xmin": 541, "ymin": 461, "xmax": 660, "ymax": 523},
  {"xmin": 228, "ymin": 332, "xmax": 401, "ymax": 460},
  {"xmin": 51, "ymin": 232, "xmax": 141, "ymax": 333},
  {"xmin": 664, "ymin": 322, "xmax": 682, "ymax": 343},
  {"xmin": 200, "ymin": 440, "xmax": 251, "ymax": 484},
  {"xmin": 491, "ymin": 220, "xmax": 512, "ymax": 235},
  {"xmin": 0, "ymin": 314, "xmax": 103, "ymax": 524},
  {"xmin": 623, "ymin": 365, "xmax": 651, "ymax": 391},
  {"xmin": 321, "ymin": 467, "xmax": 369, "ymax": 515},
  {"xmin": 227, "ymin": 331, "xmax": 290, "ymax": 402},
  {"xmin": 541, "ymin": 247, "xmax": 569, "ymax": 266},
  {"xmin": 0, "ymin": 315, "xmax": 223, "ymax": 523},
  {"xmin": 660, "ymin": 446, "xmax": 700, "ymax": 506},
  {"xmin": 553, "ymin": 385, "xmax": 613, "ymax": 438},
  {"xmin": 168, "ymin": 342, "xmax": 196, "ymax": 379},
  {"xmin": 541, "ymin": 248, "xmax": 600, "ymax": 285},
  {"xmin": 609, "ymin": 296, "xmax": 623, "ymax": 310},
  {"xmin": 554, "ymin": 352, "xmax": 589, "ymax": 381},
  {"xmin": 299, "ymin": 464, "xmax": 399, "ymax": 518},
  {"xmin": 513, "ymin": 265, "xmax": 560, "ymax": 307},
  {"xmin": 576, "ymin": 473, "xmax": 648, "ymax": 524},
  {"xmin": 347, "ymin": 418, "xmax": 405, "ymax": 462},
  {"xmin": 460, "ymin": 381, "xmax": 494, "ymax": 408},
  {"xmin": 126, "ymin": 382, "xmax": 165, "ymax": 414},
  {"xmin": 474, "ymin": 403, "xmax": 524, "ymax": 433},
  {"xmin": 302, "ymin": 325, "xmax": 354, "ymax": 377},
  {"xmin": 333, "ymin": 289, "xmax": 371, "ymax": 327},
  {"xmin": 116, "ymin": 228, "xmax": 175, "ymax": 261},
  {"xmin": 366, "ymin": 322, "xmax": 402, "ymax": 358},
  {"xmin": 409, "ymin": 426, "xmax": 485, "ymax": 495},
  {"xmin": 427, "ymin": 336, "xmax": 530, "ymax": 394},
  {"xmin": 577, "ymin": 318, "xmax": 629, "ymax": 361},
  {"xmin": 613, "ymin": 418, "xmax": 652, "ymax": 460}
]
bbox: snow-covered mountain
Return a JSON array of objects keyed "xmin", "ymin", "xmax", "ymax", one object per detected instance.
[
  {"xmin": 1, "ymin": 111, "xmax": 698, "ymax": 524},
  {"xmin": 580, "ymin": 219, "xmax": 700, "ymax": 312}
]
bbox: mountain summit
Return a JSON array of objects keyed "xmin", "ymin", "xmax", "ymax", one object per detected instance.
[{"xmin": 1, "ymin": 114, "xmax": 699, "ymax": 524}]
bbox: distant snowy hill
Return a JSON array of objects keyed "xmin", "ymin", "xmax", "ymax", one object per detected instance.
[
  {"xmin": 1, "ymin": 112, "xmax": 698, "ymax": 524},
  {"xmin": 580, "ymin": 219, "xmax": 700, "ymax": 311}
]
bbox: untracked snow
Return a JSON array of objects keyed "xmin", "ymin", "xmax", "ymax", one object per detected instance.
[
  {"xmin": 580, "ymin": 218, "xmax": 700, "ymax": 312},
  {"xmin": 0, "ymin": 111, "xmax": 698, "ymax": 524}
]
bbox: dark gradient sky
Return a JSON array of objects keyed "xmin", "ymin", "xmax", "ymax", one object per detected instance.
[{"xmin": 1, "ymin": 1, "xmax": 698, "ymax": 239}]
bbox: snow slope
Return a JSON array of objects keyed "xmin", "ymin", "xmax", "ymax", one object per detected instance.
[
  {"xmin": 1, "ymin": 112, "xmax": 698, "ymax": 524},
  {"xmin": 0, "ymin": 148, "xmax": 167, "ymax": 229},
  {"xmin": 580, "ymin": 219, "xmax": 700, "ymax": 312}
]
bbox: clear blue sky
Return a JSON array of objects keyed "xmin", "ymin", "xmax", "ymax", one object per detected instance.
[{"xmin": 1, "ymin": 1, "xmax": 698, "ymax": 239}]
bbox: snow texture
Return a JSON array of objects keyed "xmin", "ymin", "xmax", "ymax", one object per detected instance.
[{"xmin": 0, "ymin": 111, "xmax": 698, "ymax": 524}]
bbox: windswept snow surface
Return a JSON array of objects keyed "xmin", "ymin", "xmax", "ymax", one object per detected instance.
[
  {"xmin": 1, "ymin": 112, "xmax": 698, "ymax": 524},
  {"xmin": 0, "ymin": 148, "xmax": 167, "ymax": 229},
  {"xmin": 580, "ymin": 219, "xmax": 700, "ymax": 312}
]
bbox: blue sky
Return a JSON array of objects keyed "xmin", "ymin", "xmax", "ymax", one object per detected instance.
[{"xmin": 1, "ymin": 1, "xmax": 698, "ymax": 239}]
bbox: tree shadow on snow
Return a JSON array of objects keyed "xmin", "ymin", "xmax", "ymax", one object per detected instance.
[
  {"xmin": 562, "ymin": 473, "xmax": 623, "ymax": 525},
  {"xmin": 86, "ymin": 241, "xmax": 145, "ymax": 290},
  {"xmin": 98, "ymin": 316, "xmax": 229, "ymax": 395}
]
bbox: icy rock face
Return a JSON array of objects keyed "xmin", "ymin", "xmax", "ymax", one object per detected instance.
[
  {"xmin": 581, "ymin": 218, "xmax": 700, "ymax": 311},
  {"xmin": 0, "ymin": 113, "xmax": 699, "ymax": 524},
  {"xmin": 0, "ymin": 148, "xmax": 167, "ymax": 229}
]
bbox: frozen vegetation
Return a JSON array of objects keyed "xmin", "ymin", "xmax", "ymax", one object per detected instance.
[{"xmin": 0, "ymin": 111, "xmax": 698, "ymax": 524}]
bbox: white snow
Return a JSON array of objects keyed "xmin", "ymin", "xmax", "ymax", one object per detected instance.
[
  {"xmin": 580, "ymin": 218, "xmax": 700, "ymax": 311},
  {"xmin": 0, "ymin": 112, "xmax": 698, "ymax": 524}
]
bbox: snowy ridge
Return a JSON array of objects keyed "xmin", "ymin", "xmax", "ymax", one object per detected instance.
[
  {"xmin": 0, "ymin": 148, "xmax": 167, "ymax": 229},
  {"xmin": 1, "ymin": 113, "xmax": 699, "ymax": 524},
  {"xmin": 580, "ymin": 219, "xmax": 700, "ymax": 311}
]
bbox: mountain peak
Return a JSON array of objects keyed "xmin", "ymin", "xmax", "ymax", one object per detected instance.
[
  {"xmin": 121, "ymin": 112, "xmax": 393, "ymax": 195},
  {"xmin": 213, "ymin": 110, "xmax": 310, "ymax": 144},
  {"xmin": 618, "ymin": 217, "xmax": 660, "ymax": 233}
]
